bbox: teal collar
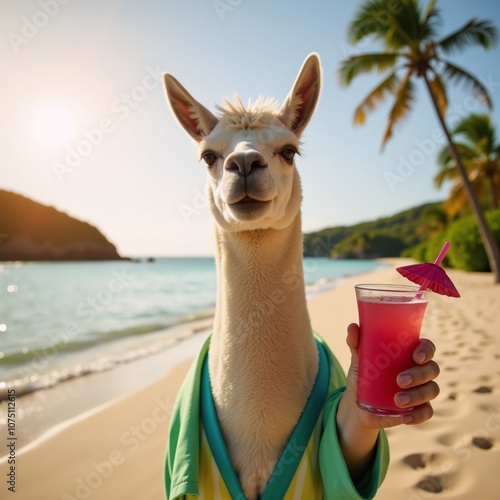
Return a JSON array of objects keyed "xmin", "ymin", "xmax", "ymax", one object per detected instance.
[{"xmin": 200, "ymin": 339, "xmax": 330, "ymax": 499}]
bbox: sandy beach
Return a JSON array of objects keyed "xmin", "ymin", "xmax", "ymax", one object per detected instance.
[{"xmin": 2, "ymin": 259, "xmax": 500, "ymax": 499}]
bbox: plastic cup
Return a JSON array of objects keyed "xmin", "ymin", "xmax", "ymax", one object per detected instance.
[{"xmin": 355, "ymin": 284, "xmax": 429, "ymax": 416}]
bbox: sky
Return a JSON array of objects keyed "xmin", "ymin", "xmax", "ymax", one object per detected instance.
[{"xmin": 2, "ymin": 0, "xmax": 500, "ymax": 257}]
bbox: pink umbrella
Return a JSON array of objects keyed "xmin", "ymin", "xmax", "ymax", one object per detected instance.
[{"xmin": 396, "ymin": 242, "xmax": 460, "ymax": 298}]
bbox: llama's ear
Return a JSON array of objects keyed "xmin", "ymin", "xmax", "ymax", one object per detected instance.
[
  {"xmin": 163, "ymin": 73, "xmax": 219, "ymax": 142},
  {"xmin": 278, "ymin": 53, "xmax": 321, "ymax": 136}
]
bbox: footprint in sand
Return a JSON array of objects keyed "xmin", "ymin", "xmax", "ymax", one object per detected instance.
[
  {"xmin": 403, "ymin": 452, "xmax": 462, "ymax": 494},
  {"xmin": 479, "ymin": 340, "xmax": 492, "ymax": 347},
  {"xmin": 434, "ymin": 399, "xmax": 468, "ymax": 418},
  {"xmin": 416, "ymin": 475, "xmax": 446, "ymax": 493},
  {"xmin": 437, "ymin": 432, "xmax": 464, "ymax": 447},
  {"xmin": 460, "ymin": 355, "xmax": 481, "ymax": 362},
  {"xmin": 438, "ymin": 430, "xmax": 496, "ymax": 453},
  {"xmin": 478, "ymin": 403, "xmax": 498, "ymax": 413},
  {"xmin": 472, "ymin": 436, "xmax": 495, "ymax": 450},
  {"xmin": 473, "ymin": 385, "xmax": 494, "ymax": 394},
  {"xmin": 402, "ymin": 452, "xmax": 456, "ymax": 470}
]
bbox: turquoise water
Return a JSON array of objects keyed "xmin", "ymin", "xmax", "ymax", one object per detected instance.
[{"xmin": 0, "ymin": 257, "xmax": 382, "ymax": 396}]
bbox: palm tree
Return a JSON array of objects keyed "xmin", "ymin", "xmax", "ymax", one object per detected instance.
[
  {"xmin": 338, "ymin": 0, "xmax": 500, "ymax": 282},
  {"xmin": 418, "ymin": 204, "xmax": 449, "ymax": 237},
  {"xmin": 435, "ymin": 114, "xmax": 500, "ymax": 215}
]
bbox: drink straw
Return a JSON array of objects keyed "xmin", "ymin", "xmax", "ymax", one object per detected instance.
[
  {"xmin": 433, "ymin": 241, "xmax": 451, "ymax": 267},
  {"xmin": 418, "ymin": 241, "xmax": 451, "ymax": 292}
]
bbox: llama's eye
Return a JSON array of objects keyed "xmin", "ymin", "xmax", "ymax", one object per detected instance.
[
  {"xmin": 280, "ymin": 147, "xmax": 296, "ymax": 163},
  {"xmin": 202, "ymin": 152, "xmax": 217, "ymax": 167}
]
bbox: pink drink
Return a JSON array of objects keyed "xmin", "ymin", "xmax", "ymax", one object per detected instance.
[{"xmin": 355, "ymin": 285, "xmax": 428, "ymax": 416}]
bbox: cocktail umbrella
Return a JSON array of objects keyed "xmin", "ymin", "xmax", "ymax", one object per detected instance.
[{"xmin": 396, "ymin": 242, "xmax": 460, "ymax": 298}]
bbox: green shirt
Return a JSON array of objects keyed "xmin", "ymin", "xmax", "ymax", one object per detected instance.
[{"xmin": 164, "ymin": 334, "xmax": 389, "ymax": 499}]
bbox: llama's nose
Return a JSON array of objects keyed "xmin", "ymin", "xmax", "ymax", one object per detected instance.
[{"xmin": 224, "ymin": 150, "xmax": 268, "ymax": 176}]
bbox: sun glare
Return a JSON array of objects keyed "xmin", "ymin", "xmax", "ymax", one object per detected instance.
[{"xmin": 32, "ymin": 104, "xmax": 78, "ymax": 148}]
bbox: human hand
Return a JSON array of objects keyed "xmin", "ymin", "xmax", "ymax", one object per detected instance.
[{"xmin": 341, "ymin": 323, "xmax": 441, "ymax": 430}]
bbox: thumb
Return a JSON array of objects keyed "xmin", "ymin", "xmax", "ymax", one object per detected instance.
[{"xmin": 346, "ymin": 322, "xmax": 360, "ymax": 369}]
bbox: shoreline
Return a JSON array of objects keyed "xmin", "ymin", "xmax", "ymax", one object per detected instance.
[
  {"xmin": 0, "ymin": 257, "xmax": 381, "ymax": 397},
  {"xmin": 0, "ymin": 258, "xmax": 387, "ymax": 454},
  {"xmin": 2, "ymin": 259, "xmax": 499, "ymax": 499},
  {"xmin": 0, "ymin": 319, "xmax": 213, "ymax": 460}
]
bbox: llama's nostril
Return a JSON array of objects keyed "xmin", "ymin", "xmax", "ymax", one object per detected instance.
[{"xmin": 250, "ymin": 160, "xmax": 267, "ymax": 171}]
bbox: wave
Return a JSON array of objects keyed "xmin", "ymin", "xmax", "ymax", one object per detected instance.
[
  {"xmin": 1, "ymin": 311, "xmax": 214, "ymax": 366},
  {"xmin": 305, "ymin": 276, "xmax": 341, "ymax": 297},
  {"xmin": 0, "ymin": 260, "xmax": 385, "ymax": 402},
  {"xmin": 0, "ymin": 313, "xmax": 214, "ymax": 402}
]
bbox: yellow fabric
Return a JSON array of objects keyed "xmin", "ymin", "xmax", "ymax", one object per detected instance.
[{"xmin": 185, "ymin": 420, "xmax": 323, "ymax": 500}]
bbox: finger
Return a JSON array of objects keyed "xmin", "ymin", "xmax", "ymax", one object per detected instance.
[
  {"xmin": 395, "ymin": 381, "xmax": 440, "ymax": 409},
  {"xmin": 397, "ymin": 360, "xmax": 440, "ymax": 388},
  {"xmin": 399, "ymin": 402, "xmax": 434, "ymax": 426},
  {"xmin": 413, "ymin": 338, "xmax": 436, "ymax": 364},
  {"xmin": 346, "ymin": 323, "xmax": 360, "ymax": 351}
]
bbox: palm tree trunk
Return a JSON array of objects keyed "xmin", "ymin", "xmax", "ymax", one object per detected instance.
[
  {"xmin": 423, "ymin": 75, "xmax": 500, "ymax": 283},
  {"xmin": 488, "ymin": 175, "xmax": 498, "ymax": 210}
]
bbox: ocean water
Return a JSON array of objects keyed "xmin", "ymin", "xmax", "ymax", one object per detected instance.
[{"xmin": 0, "ymin": 257, "xmax": 383, "ymax": 398}]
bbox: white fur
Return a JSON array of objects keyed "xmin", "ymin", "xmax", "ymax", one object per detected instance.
[{"xmin": 164, "ymin": 54, "xmax": 322, "ymax": 499}]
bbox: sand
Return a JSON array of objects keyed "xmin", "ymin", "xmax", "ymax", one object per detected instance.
[{"xmin": 1, "ymin": 259, "xmax": 499, "ymax": 499}]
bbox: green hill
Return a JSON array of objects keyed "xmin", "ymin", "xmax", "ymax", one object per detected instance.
[
  {"xmin": 0, "ymin": 189, "xmax": 123, "ymax": 261},
  {"xmin": 303, "ymin": 201, "xmax": 443, "ymax": 259}
]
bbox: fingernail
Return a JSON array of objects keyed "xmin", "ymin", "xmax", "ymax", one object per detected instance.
[
  {"xmin": 398, "ymin": 374, "xmax": 413, "ymax": 387},
  {"xmin": 396, "ymin": 393, "xmax": 411, "ymax": 406},
  {"xmin": 403, "ymin": 414, "xmax": 414, "ymax": 424},
  {"xmin": 416, "ymin": 352, "xmax": 426, "ymax": 364}
]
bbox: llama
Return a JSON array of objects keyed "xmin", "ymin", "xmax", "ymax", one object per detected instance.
[{"xmin": 163, "ymin": 54, "xmax": 395, "ymax": 499}]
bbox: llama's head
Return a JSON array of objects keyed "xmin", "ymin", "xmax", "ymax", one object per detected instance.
[{"xmin": 164, "ymin": 54, "xmax": 321, "ymax": 232}]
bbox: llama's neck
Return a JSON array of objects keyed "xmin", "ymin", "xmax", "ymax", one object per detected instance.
[{"xmin": 209, "ymin": 213, "xmax": 318, "ymax": 497}]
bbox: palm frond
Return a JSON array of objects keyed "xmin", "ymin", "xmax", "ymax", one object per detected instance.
[
  {"xmin": 440, "ymin": 60, "xmax": 493, "ymax": 107},
  {"xmin": 427, "ymin": 73, "xmax": 447, "ymax": 119},
  {"xmin": 437, "ymin": 144, "xmax": 452, "ymax": 170},
  {"xmin": 353, "ymin": 71, "xmax": 400, "ymax": 125},
  {"xmin": 378, "ymin": 0, "xmax": 428, "ymax": 50},
  {"xmin": 382, "ymin": 71, "xmax": 416, "ymax": 146},
  {"xmin": 444, "ymin": 181, "xmax": 469, "ymax": 217},
  {"xmin": 444, "ymin": 168, "xmax": 487, "ymax": 216},
  {"xmin": 338, "ymin": 53, "xmax": 398, "ymax": 86},
  {"xmin": 348, "ymin": 0, "xmax": 420, "ymax": 49},
  {"xmin": 421, "ymin": 0, "xmax": 441, "ymax": 40},
  {"xmin": 434, "ymin": 164, "xmax": 458, "ymax": 188},
  {"xmin": 348, "ymin": 0, "xmax": 395, "ymax": 44},
  {"xmin": 436, "ymin": 142, "xmax": 476, "ymax": 171},
  {"xmin": 391, "ymin": 0, "xmax": 422, "ymax": 45},
  {"xmin": 452, "ymin": 114, "xmax": 497, "ymax": 153},
  {"xmin": 437, "ymin": 18, "xmax": 498, "ymax": 53}
]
